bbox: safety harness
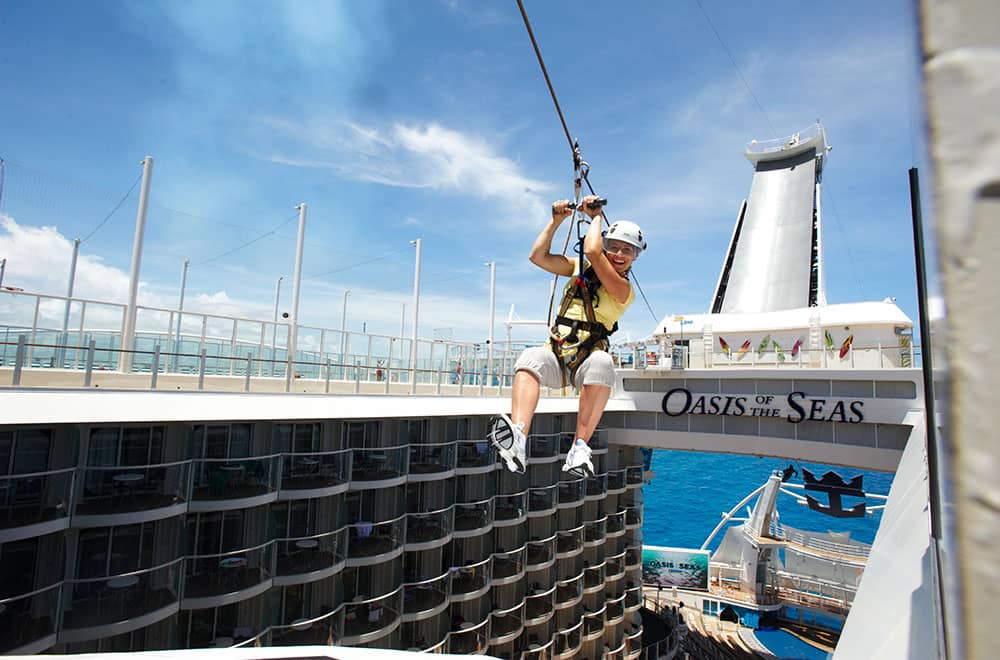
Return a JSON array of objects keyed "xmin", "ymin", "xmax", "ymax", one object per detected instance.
[{"xmin": 549, "ymin": 263, "xmax": 620, "ymax": 388}]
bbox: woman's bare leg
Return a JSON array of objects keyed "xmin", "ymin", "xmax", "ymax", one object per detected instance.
[
  {"xmin": 575, "ymin": 383, "xmax": 611, "ymax": 442},
  {"xmin": 511, "ymin": 370, "xmax": 541, "ymax": 434}
]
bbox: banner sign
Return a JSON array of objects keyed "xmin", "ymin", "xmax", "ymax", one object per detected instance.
[
  {"xmin": 661, "ymin": 388, "xmax": 865, "ymax": 424},
  {"xmin": 641, "ymin": 545, "xmax": 710, "ymax": 590}
]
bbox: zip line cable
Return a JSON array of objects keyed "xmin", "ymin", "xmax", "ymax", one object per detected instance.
[
  {"xmin": 82, "ymin": 172, "xmax": 143, "ymax": 243},
  {"xmin": 194, "ymin": 212, "xmax": 299, "ymax": 266},
  {"xmin": 693, "ymin": 0, "xmax": 776, "ymax": 138},
  {"xmin": 304, "ymin": 246, "xmax": 410, "ymax": 280},
  {"xmin": 515, "ymin": 0, "xmax": 659, "ymax": 324}
]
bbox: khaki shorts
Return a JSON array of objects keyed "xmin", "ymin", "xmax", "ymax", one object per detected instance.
[{"xmin": 514, "ymin": 346, "xmax": 615, "ymax": 390}]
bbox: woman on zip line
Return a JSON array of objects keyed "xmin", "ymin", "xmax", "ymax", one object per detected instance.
[{"xmin": 490, "ymin": 194, "xmax": 647, "ymax": 477}]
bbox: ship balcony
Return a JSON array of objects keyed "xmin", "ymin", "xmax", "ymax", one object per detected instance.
[
  {"xmin": 401, "ymin": 573, "xmax": 450, "ymax": 622},
  {"xmin": 278, "ymin": 449, "xmax": 349, "ymax": 498},
  {"xmin": 589, "ymin": 430, "xmax": 609, "ymax": 454},
  {"xmin": 526, "ymin": 535, "xmax": 556, "ymax": 570},
  {"xmin": 528, "ymin": 433, "xmax": 560, "ymax": 462},
  {"xmin": 489, "ymin": 601, "xmax": 525, "ymax": 646},
  {"xmin": 582, "ymin": 606, "xmax": 606, "ymax": 641},
  {"xmin": 182, "ymin": 542, "xmax": 274, "ymax": 608},
  {"xmin": 557, "ymin": 478, "xmax": 584, "ymax": 508},
  {"xmin": 494, "ymin": 493, "xmax": 526, "ymax": 527},
  {"xmin": 405, "ymin": 505, "xmax": 453, "ymax": 551},
  {"xmin": 605, "ymin": 551, "xmax": 627, "ymax": 582},
  {"xmin": 554, "ymin": 574, "xmax": 583, "ymax": 609},
  {"xmin": 624, "ymin": 545, "xmax": 641, "ymax": 571},
  {"xmin": 447, "ymin": 617, "xmax": 489, "ymax": 654},
  {"xmin": 189, "ymin": 456, "xmax": 279, "ymax": 512},
  {"xmin": 552, "ymin": 620, "xmax": 583, "ymax": 659},
  {"xmin": 607, "ymin": 468, "xmax": 627, "ymax": 494},
  {"xmin": 346, "ymin": 515, "xmax": 405, "ymax": 566},
  {"xmin": 606, "ymin": 509, "xmax": 626, "ymax": 537},
  {"xmin": 624, "ymin": 585, "xmax": 642, "ymax": 612},
  {"xmin": 350, "ymin": 446, "xmax": 407, "ymax": 488},
  {"xmin": 625, "ymin": 506, "xmax": 642, "ymax": 529},
  {"xmin": 527, "ymin": 484, "xmax": 557, "ymax": 517},
  {"xmin": 270, "ymin": 608, "xmax": 343, "ymax": 646},
  {"xmin": 606, "ymin": 636, "xmax": 628, "ymax": 660},
  {"xmin": 341, "ymin": 587, "xmax": 402, "ymax": 645},
  {"xmin": 401, "ymin": 611, "xmax": 450, "ymax": 652},
  {"xmin": 492, "ymin": 545, "xmax": 527, "ymax": 586},
  {"xmin": 449, "ymin": 555, "xmax": 492, "ymax": 601},
  {"xmin": 74, "ymin": 461, "xmax": 189, "ymax": 525},
  {"xmin": 583, "ymin": 562, "xmax": 606, "ymax": 593},
  {"xmin": 625, "ymin": 466, "xmax": 643, "ymax": 488},
  {"xmin": 583, "ymin": 518, "xmax": 606, "ymax": 547},
  {"xmin": 584, "ymin": 473, "xmax": 607, "ymax": 500},
  {"xmin": 453, "ymin": 498, "xmax": 493, "ymax": 537},
  {"xmin": 274, "ymin": 526, "xmax": 348, "ymax": 585},
  {"xmin": 456, "ymin": 441, "xmax": 495, "ymax": 474},
  {"xmin": 523, "ymin": 584, "xmax": 556, "ymax": 626},
  {"xmin": 60, "ymin": 560, "xmax": 181, "ymax": 643},
  {"xmin": 555, "ymin": 525, "xmax": 584, "ymax": 558},
  {"xmin": 0, "ymin": 582, "xmax": 60, "ymax": 654},
  {"xmin": 407, "ymin": 441, "xmax": 457, "ymax": 481},
  {"xmin": 625, "ymin": 624, "xmax": 644, "ymax": 658},
  {"xmin": 0, "ymin": 468, "xmax": 72, "ymax": 543},
  {"xmin": 522, "ymin": 635, "xmax": 555, "ymax": 660},
  {"xmin": 605, "ymin": 592, "xmax": 626, "ymax": 626}
]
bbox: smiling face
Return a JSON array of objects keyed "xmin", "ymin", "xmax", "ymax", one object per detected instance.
[{"xmin": 604, "ymin": 239, "xmax": 637, "ymax": 274}]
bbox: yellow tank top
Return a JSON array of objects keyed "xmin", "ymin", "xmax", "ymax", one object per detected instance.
[{"xmin": 548, "ymin": 259, "xmax": 634, "ymax": 357}]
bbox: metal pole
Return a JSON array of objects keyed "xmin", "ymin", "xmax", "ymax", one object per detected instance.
[
  {"xmin": 288, "ymin": 204, "xmax": 307, "ymax": 377},
  {"xmin": 409, "ymin": 239, "xmax": 422, "ymax": 392},
  {"xmin": 486, "ymin": 261, "xmax": 496, "ymax": 386},
  {"xmin": 341, "ymin": 289, "xmax": 350, "ymax": 376},
  {"xmin": 172, "ymin": 258, "xmax": 189, "ymax": 372},
  {"xmin": 271, "ymin": 276, "xmax": 283, "ymax": 375},
  {"xmin": 399, "ymin": 302, "xmax": 406, "ymax": 363},
  {"xmin": 0, "ymin": 257, "xmax": 6, "ymax": 289},
  {"xmin": 58, "ymin": 238, "xmax": 81, "ymax": 368},
  {"xmin": 121, "ymin": 156, "xmax": 154, "ymax": 372}
]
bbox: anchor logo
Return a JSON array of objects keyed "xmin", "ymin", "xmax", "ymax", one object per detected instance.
[{"xmin": 802, "ymin": 469, "xmax": 866, "ymax": 518}]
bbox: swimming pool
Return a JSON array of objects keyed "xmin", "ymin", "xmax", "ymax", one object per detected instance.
[{"xmin": 753, "ymin": 629, "xmax": 833, "ymax": 659}]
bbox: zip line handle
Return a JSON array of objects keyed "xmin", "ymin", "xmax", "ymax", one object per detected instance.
[{"xmin": 567, "ymin": 197, "xmax": 607, "ymax": 211}]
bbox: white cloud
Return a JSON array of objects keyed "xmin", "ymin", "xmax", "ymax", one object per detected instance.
[{"xmin": 256, "ymin": 117, "xmax": 555, "ymax": 229}]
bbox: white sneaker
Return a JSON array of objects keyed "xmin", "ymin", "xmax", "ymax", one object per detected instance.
[
  {"xmin": 489, "ymin": 414, "xmax": 526, "ymax": 473},
  {"xmin": 562, "ymin": 439, "xmax": 594, "ymax": 478}
]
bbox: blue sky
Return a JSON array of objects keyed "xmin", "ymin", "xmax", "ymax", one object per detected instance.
[{"xmin": 0, "ymin": 0, "xmax": 928, "ymax": 345}]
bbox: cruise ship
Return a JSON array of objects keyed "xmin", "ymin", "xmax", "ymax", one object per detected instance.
[{"xmin": 0, "ymin": 115, "xmax": 944, "ymax": 660}]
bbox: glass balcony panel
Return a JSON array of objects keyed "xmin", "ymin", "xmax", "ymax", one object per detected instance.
[
  {"xmin": 492, "ymin": 546, "xmax": 526, "ymax": 580},
  {"xmin": 280, "ymin": 449, "xmax": 349, "ymax": 491},
  {"xmin": 456, "ymin": 441, "xmax": 493, "ymax": 470},
  {"xmin": 191, "ymin": 456, "xmax": 278, "ymax": 501},
  {"xmin": 554, "ymin": 620, "xmax": 583, "ymax": 656},
  {"xmin": 528, "ymin": 433, "xmax": 558, "ymax": 459},
  {"xmin": 271, "ymin": 608, "xmax": 343, "ymax": 646},
  {"xmin": 585, "ymin": 473, "xmax": 607, "ymax": 498},
  {"xmin": 449, "ymin": 555, "xmax": 491, "ymax": 596},
  {"xmin": 606, "ymin": 510, "xmax": 626, "ymax": 535},
  {"xmin": 75, "ymin": 462, "xmax": 189, "ymax": 516},
  {"xmin": 526, "ymin": 535, "xmax": 555, "ymax": 568},
  {"xmin": 584, "ymin": 610, "xmax": 604, "ymax": 637},
  {"xmin": 276, "ymin": 527, "xmax": 348, "ymax": 576},
  {"xmin": 625, "ymin": 467, "xmax": 643, "ymax": 486},
  {"xmin": 524, "ymin": 585, "xmax": 555, "ymax": 621},
  {"xmin": 454, "ymin": 499, "xmax": 492, "ymax": 533},
  {"xmin": 406, "ymin": 506, "xmax": 453, "ymax": 545},
  {"xmin": 557, "ymin": 479, "xmax": 584, "ymax": 505},
  {"xmin": 447, "ymin": 618, "xmax": 489, "ymax": 654},
  {"xmin": 0, "ymin": 583, "xmax": 60, "ymax": 653},
  {"xmin": 342, "ymin": 588, "xmax": 402, "ymax": 640},
  {"xmin": 351, "ymin": 447, "xmax": 407, "ymax": 482},
  {"xmin": 0, "ymin": 469, "xmax": 73, "ymax": 530},
  {"xmin": 607, "ymin": 469, "xmax": 626, "ymax": 491},
  {"xmin": 606, "ymin": 595, "xmax": 625, "ymax": 622},
  {"xmin": 583, "ymin": 563, "xmax": 606, "ymax": 590},
  {"xmin": 494, "ymin": 493, "xmax": 524, "ymax": 523},
  {"xmin": 528, "ymin": 485, "xmax": 557, "ymax": 513},
  {"xmin": 625, "ymin": 586, "xmax": 641, "ymax": 610},
  {"xmin": 489, "ymin": 602, "xmax": 524, "ymax": 640},
  {"xmin": 584, "ymin": 518, "xmax": 606, "ymax": 545},
  {"xmin": 625, "ymin": 546, "xmax": 641, "ymax": 568},
  {"xmin": 589, "ymin": 430, "xmax": 608, "ymax": 452},
  {"xmin": 625, "ymin": 506, "xmax": 642, "ymax": 527},
  {"xmin": 63, "ymin": 560, "xmax": 181, "ymax": 631},
  {"xmin": 347, "ymin": 516, "xmax": 405, "ymax": 561},
  {"xmin": 606, "ymin": 552, "xmax": 626, "ymax": 580},
  {"xmin": 409, "ymin": 442, "xmax": 456, "ymax": 476},
  {"xmin": 554, "ymin": 577, "xmax": 582, "ymax": 606},
  {"xmin": 556, "ymin": 526, "xmax": 583, "ymax": 555},
  {"xmin": 557, "ymin": 433, "xmax": 575, "ymax": 456},
  {"xmin": 403, "ymin": 573, "xmax": 449, "ymax": 616},
  {"xmin": 184, "ymin": 543, "xmax": 274, "ymax": 599}
]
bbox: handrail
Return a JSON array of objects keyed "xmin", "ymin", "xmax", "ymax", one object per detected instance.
[
  {"xmin": 64, "ymin": 556, "xmax": 185, "ymax": 584},
  {"xmin": 0, "ymin": 580, "xmax": 62, "ymax": 605},
  {"xmin": 0, "ymin": 466, "xmax": 76, "ymax": 480},
  {"xmin": 187, "ymin": 538, "xmax": 275, "ymax": 561},
  {"xmin": 79, "ymin": 458, "xmax": 193, "ymax": 471}
]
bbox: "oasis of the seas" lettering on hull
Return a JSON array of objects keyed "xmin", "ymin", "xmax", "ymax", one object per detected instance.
[{"xmin": 660, "ymin": 388, "xmax": 865, "ymax": 424}]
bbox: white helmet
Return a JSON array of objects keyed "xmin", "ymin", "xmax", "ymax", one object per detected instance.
[{"xmin": 603, "ymin": 220, "xmax": 647, "ymax": 255}]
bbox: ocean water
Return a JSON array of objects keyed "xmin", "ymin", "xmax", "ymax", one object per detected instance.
[{"xmin": 640, "ymin": 449, "xmax": 895, "ymax": 551}]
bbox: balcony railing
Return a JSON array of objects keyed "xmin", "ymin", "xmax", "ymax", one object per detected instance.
[
  {"xmin": 529, "ymin": 433, "xmax": 560, "ymax": 459},
  {"xmin": 557, "ymin": 478, "xmax": 584, "ymax": 506},
  {"xmin": 190, "ymin": 456, "xmax": 279, "ymax": 503},
  {"xmin": 269, "ymin": 608, "xmax": 343, "ymax": 646},
  {"xmin": 528, "ymin": 484, "xmax": 557, "ymax": 515},
  {"xmin": 524, "ymin": 584, "xmax": 556, "ymax": 624},
  {"xmin": 456, "ymin": 441, "xmax": 494, "ymax": 471},
  {"xmin": 402, "ymin": 573, "xmax": 449, "ymax": 618},
  {"xmin": 408, "ymin": 441, "xmax": 457, "ymax": 477},
  {"xmin": 553, "ymin": 620, "xmax": 583, "ymax": 657},
  {"xmin": 0, "ymin": 582, "xmax": 61, "ymax": 653},
  {"xmin": 342, "ymin": 587, "xmax": 402, "ymax": 641},
  {"xmin": 489, "ymin": 601, "xmax": 524, "ymax": 643},
  {"xmin": 447, "ymin": 617, "xmax": 489, "ymax": 654},
  {"xmin": 449, "ymin": 555, "xmax": 492, "ymax": 597},
  {"xmin": 62, "ymin": 560, "xmax": 181, "ymax": 631},
  {"xmin": 454, "ymin": 498, "xmax": 493, "ymax": 534},
  {"xmin": 275, "ymin": 527, "xmax": 348, "ymax": 578},
  {"xmin": 556, "ymin": 525, "xmax": 584, "ymax": 557},
  {"xmin": 406, "ymin": 505, "xmax": 454, "ymax": 547},
  {"xmin": 0, "ymin": 468, "xmax": 73, "ymax": 533},
  {"xmin": 279, "ymin": 449, "xmax": 349, "ymax": 493},
  {"xmin": 526, "ymin": 534, "xmax": 556, "ymax": 569},
  {"xmin": 492, "ymin": 545, "xmax": 526, "ymax": 583},
  {"xmin": 75, "ymin": 461, "xmax": 189, "ymax": 517},
  {"xmin": 350, "ymin": 446, "xmax": 408, "ymax": 484},
  {"xmin": 346, "ymin": 515, "xmax": 405, "ymax": 563},
  {"xmin": 494, "ymin": 493, "xmax": 526, "ymax": 526}
]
